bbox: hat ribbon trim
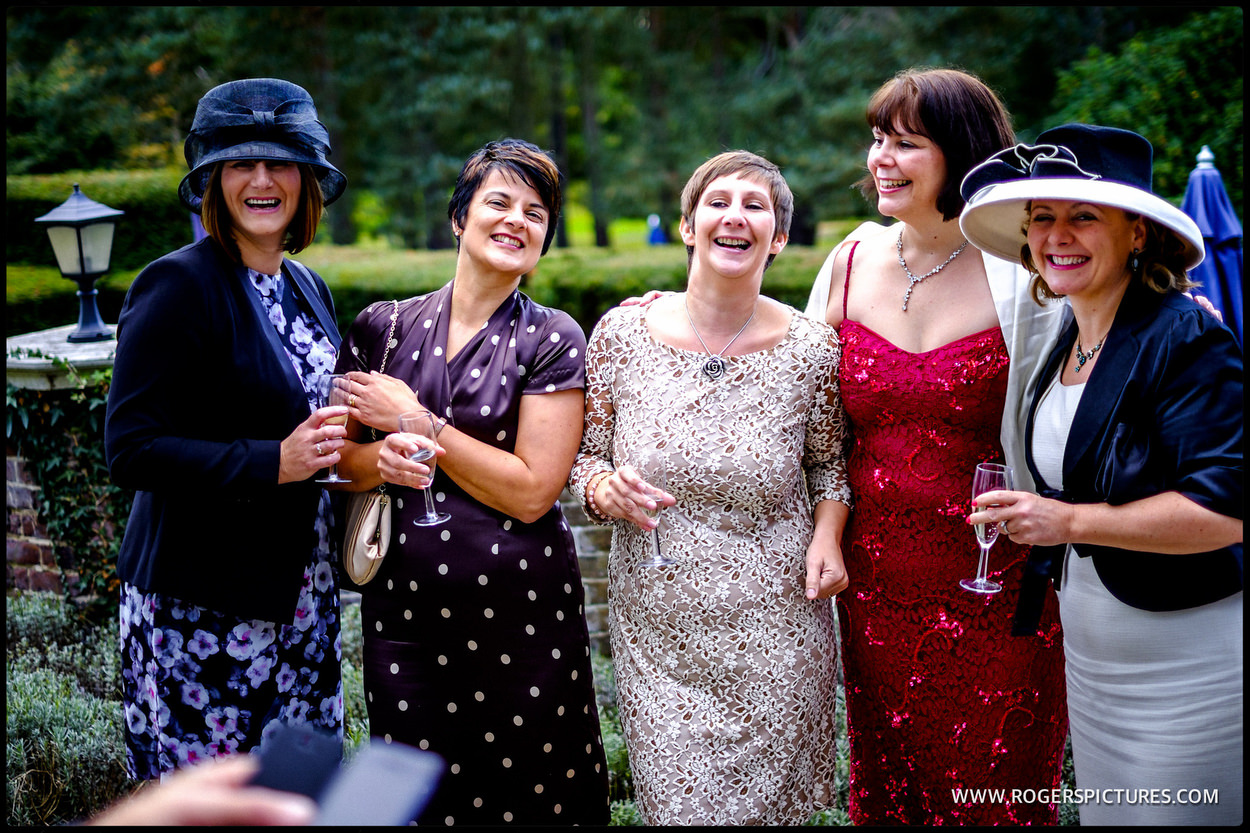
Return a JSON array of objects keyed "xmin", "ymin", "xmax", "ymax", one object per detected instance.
[
  {"xmin": 963, "ymin": 142, "xmax": 1103, "ymax": 197},
  {"xmin": 191, "ymin": 97, "xmax": 330, "ymax": 156}
]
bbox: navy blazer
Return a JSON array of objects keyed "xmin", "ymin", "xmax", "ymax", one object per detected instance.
[
  {"xmin": 1012, "ymin": 282, "xmax": 1243, "ymax": 635},
  {"xmin": 105, "ymin": 238, "xmax": 341, "ymax": 622}
]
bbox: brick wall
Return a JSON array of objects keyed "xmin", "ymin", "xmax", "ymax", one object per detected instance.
[{"xmin": 5, "ymin": 445, "xmax": 65, "ymax": 594}]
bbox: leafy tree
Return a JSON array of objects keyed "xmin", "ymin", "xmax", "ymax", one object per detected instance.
[
  {"xmin": 6, "ymin": 5, "xmax": 1230, "ymax": 248},
  {"xmin": 1049, "ymin": 6, "xmax": 1243, "ymax": 218}
]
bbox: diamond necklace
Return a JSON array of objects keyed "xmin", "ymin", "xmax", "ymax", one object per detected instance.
[
  {"xmin": 896, "ymin": 227, "xmax": 968, "ymax": 311},
  {"xmin": 683, "ymin": 295, "xmax": 757, "ymax": 381}
]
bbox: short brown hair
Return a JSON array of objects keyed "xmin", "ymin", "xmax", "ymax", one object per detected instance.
[
  {"xmin": 199, "ymin": 162, "xmax": 324, "ymax": 261},
  {"xmin": 448, "ymin": 139, "xmax": 563, "ymax": 255},
  {"xmin": 857, "ymin": 68, "xmax": 1015, "ymax": 221},
  {"xmin": 679, "ymin": 150, "xmax": 793, "ymax": 271}
]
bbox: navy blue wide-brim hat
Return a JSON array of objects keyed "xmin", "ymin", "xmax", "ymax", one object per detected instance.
[
  {"xmin": 958, "ymin": 123, "xmax": 1203, "ymax": 270},
  {"xmin": 179, "ymin": 78, "xmax": 347, "ymax": 212}
]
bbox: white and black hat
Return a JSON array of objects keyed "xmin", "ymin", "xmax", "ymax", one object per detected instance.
[{"xmin": 959, "ymin": 123, "xmax": 1203, "ymax": 270}]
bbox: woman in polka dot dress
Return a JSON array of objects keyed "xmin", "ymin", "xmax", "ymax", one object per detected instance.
[{"xmin": 334, "ymin": 139, "xmax": 608, "ymax": 826}]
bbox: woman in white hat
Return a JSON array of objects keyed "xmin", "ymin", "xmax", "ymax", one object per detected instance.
[{"xmin": 962, "ymin": 123, "xmax": 1243, "ymax": 825}]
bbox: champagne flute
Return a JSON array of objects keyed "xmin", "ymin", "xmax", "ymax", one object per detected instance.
[
  {"xmin": 961, "ymin": 462, "xmax": 1013, "ymax": 594},
  {"xmin": 638, "ymin": 464, "xmax": 673, "ymax": 568},
  {"xmin": 314, "ymin": 374, "xmax": 351, "ymax": 484},
  {"xmin": 399, "ymin": 410, "xmax": 450, "ymax": 527}
]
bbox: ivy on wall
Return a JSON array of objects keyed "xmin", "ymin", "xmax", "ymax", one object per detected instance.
[{"xmin": 6, "ymin": 360, "xmax": 127, "ymax": 624}]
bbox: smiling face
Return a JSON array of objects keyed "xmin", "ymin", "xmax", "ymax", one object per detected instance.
[
  {"xmin": 1025, "ymin": 200, "xmax": 1146, "ymax": 301},
  {"xmin": 679, "ymin": 173, "xmax": 787, "ymax": 281},
  {"xmin": 219, "ymin": 160, "xmax": 303, "ymax": 259},
  {"xmin": 453, "ymin": 169, "xmax": 549, "ymax": 280},
  {"xmin": 867, "ymin": 122, "xmax": 948, "ymax": 221}
]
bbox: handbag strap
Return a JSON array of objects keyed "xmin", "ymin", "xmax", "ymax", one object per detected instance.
[{"xmin": 368, "ymin": 300, "xmax": 401, "ymax": 442}]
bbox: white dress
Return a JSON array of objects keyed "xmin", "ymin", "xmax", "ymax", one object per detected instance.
[
  {"xmin": 1033, "ymin": 374, "xmax": 1244, "ymax": 826},
  {"xmin": 570, "ymin": 303, "xmax": 852, "ymax": 825}
]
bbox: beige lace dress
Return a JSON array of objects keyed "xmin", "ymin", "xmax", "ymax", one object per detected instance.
[{"xmin": 570, "ymin": 302, "xmax": 852, "ymax": 825}]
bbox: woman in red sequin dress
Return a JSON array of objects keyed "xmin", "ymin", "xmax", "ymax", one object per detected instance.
[{"xmin": 806, "ymin": 69, "xmax": 1069, "ymax": 824}]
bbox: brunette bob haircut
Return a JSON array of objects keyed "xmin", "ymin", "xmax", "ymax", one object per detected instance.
[
  {"xmin": 199, "ymin": 161, "xmax": 325, "ymax": 261},
  {"xmin": 857, "ymin": 68, "xmax": 1015, "ymax": 222}
]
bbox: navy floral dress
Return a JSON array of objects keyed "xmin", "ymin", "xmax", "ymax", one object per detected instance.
[{"xmin": 119, "ymin": 266, "xmax": 343, "ymax": 780}]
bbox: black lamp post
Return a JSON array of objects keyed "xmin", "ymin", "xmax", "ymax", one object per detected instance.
[{"xmin": 34, "ymin": 183, "xmax": 124, "ymax": 343}]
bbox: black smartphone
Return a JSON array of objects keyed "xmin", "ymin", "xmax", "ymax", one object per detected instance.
[
  {"xmin": 248, "ymin": 721, "xmax": 343, "ymax": 800},
  {"xmin": 314, "ymin": 742, "xmax": 444, "ymax": 826}
]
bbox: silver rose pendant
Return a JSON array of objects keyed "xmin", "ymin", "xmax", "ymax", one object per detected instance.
[{"xmin": 701, "ymin": 356, "xmax": 727, "ymax": 381}]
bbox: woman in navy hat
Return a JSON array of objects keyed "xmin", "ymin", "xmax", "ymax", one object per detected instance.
[
  {"xmin": 106, "ymin": 78, "xmax": 350, "ymax": 780},
  {"xmin": 963, "ymin": 124, "xmax": 1243, "ymax": 825}
]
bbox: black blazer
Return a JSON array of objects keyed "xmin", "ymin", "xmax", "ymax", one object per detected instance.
[
  {"xmin": 1012, "ymin": 282, "xmax": 1243, "ymax": 635},
  {"xmin": 105, "ymin": 238, "xmax": 341, "ymax": 622}
]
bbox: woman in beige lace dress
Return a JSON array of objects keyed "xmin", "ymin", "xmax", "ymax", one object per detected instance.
[{"xmin": 568, "ymin": 151, "xmax": 852, "ymax": 824}]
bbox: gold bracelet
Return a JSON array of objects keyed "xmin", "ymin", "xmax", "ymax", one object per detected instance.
[{"xmin": 586, "ymin": 471, "xmax": 613, "ymax": 521}]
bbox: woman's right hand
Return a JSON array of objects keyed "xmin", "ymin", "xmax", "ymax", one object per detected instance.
[
  {"xmin": 377, "ymin": 431, "xmax": 445, "ymax": 489},
  {"xmin": 278, "ymin": 406, "xmax": 349, "ymax": 484},
  {"xmin": 591, "ymin": 465, "xmax": 675, "ymax": 530},
  {"xmin": 619, "ymin": 290, "xmax": 669, "ymax": 308}
]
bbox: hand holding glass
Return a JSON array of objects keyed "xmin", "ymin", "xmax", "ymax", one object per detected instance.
[
  {"xmin": 314, "ymin": 374, "xmax": 350, "ymax": 484},
  {"xmin": 399, "ymin": 410, "xmax": 450, "ymax": 527},
  {"xmin": 961, "ymin": 463, "xmax": 1013, "ymax": 594}
]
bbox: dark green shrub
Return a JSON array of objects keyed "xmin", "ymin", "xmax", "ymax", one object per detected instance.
[
  {"xmin": 6, "ymin": 591, "xmax": 134, "ymax": 826},
  {"xmin": 6, "ymin": 667, "xmax": 133, "ymax": 826},
  {"xmin": 6, "ymin": 592, "xmax": 121, "ymax": 705}
]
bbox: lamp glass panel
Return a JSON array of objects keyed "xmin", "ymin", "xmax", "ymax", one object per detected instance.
[
  {"xmin": 45, "ymin": 226, "xmax": 84, "ymax": 275},
  {"xmin": 80, "ymin": 222, "xmax": 116, "ymax": 274}
]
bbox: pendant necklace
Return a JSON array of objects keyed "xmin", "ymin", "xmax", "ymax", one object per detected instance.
[
  {"xmin": 897, "ymin": 227, "xmax": 968, "ymax": 311},
  {"xmin": 1073, "ymin": 334, "xmax": 1106, "ymax": 373},
  {"xmin": 684, "ymin": 295, "xmax": 757, "ymax": 381}
]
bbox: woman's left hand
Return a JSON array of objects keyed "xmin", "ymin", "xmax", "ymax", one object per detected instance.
[
  {"xmin": 343, "ymin": 370, "xmax": 422, "ymax": 434},
  {"xmin": 968, "ymin": 489, "xmax": 1075, "ymax": 547}
]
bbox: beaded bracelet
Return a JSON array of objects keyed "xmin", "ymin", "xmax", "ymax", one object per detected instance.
[{"xmin": 586, "ymin": 471, "xmax": 613, "ymax": 522}]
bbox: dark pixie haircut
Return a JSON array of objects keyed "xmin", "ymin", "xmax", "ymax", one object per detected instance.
[
  {"xmin": 200, "ymin": 161, "xmax": 324, "ymax": 261},
  {"xmin": 448, "ymin": 138, "xmax": 564, "ymax": 255},
  {"xmin": 857, "ymin": 68, "xmax": 1015, "ymax": 221}
]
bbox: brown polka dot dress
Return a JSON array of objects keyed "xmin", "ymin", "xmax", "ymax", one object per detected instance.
[{"xmin": 337, "ymin": 283, "xmax": 609, "ymax": 825}]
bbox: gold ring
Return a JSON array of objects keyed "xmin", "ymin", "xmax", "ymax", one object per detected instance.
[{"xmin": 349, "ymin": 394, "xmax": 357, "ymax": 407}]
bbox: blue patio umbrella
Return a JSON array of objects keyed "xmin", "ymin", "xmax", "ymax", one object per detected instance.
[{"xmin": 1180, "ymin": 145, "xmax": 1243, "ymax": 345}]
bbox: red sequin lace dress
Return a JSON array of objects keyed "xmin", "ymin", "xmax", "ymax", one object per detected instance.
[{"xmin": 835, "ymin": 256, "xmax": 1067, "ymax": 825}]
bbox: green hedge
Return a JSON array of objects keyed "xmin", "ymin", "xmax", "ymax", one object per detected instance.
[{"xmin": 6, "ymin": 169, "xmax": 191, "ymax": 272}]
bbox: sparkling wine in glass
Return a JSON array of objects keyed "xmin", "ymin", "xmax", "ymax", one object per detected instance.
[
  {"xmin": 961, "ymin": 462, "xmax": 1013, "ymax": 594},
  {"xmin": 399, "ymin": 410, "xmax": 450, "ymax": 527},
  {"xmin": 639, "ymin": 465, "xmax": 673, "ymax": 568},
  {"xmin": 314, "ymin": 374, "xmax": 351, "ymax": 484}
]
